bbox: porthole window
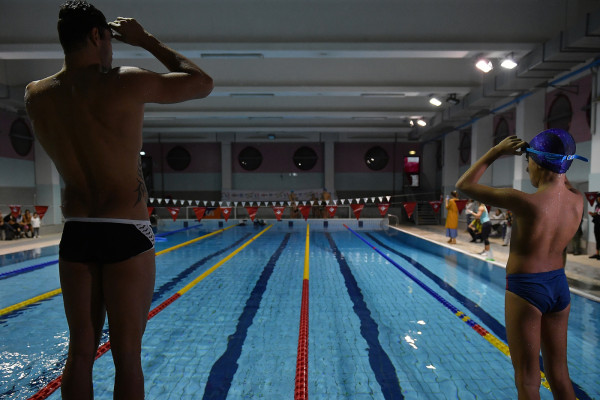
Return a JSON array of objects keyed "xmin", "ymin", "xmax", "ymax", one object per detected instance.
[
  {"xmin": 10, "ymin": 118, "xmax": 33, "ymax": 157},
  {"xmin": 238, "ymin": 146, "xmax": 262, "ymax": 171},
  {"xmin": 364, "ymin": 146, "xmax": 389, "ymax": 171},
  {"xmin": 293, "ymin": 146, "xmax": 318, "ymax": 171},
  {"xmin": 166, "ymin": 146, "xmax": 191, "ymax": 171},
  {"xmin": 546, "ymin": 94, "xmax": 572, "ymax": 131},
  {"xmin": 494, "ymin": 117, "xmax": 509, "ymax": 146}
]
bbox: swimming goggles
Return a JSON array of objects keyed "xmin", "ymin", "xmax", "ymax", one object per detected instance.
[{"xmin": 524, "ymin": 147, "xmax": 589, "ymax": 163}]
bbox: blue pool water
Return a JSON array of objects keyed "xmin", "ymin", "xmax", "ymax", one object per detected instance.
[{"xmin": 1, "ymin": 220, "xmax": 599, "ymax": 399}]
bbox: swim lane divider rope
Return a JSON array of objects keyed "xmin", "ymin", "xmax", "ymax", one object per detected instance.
[
  {"xmin": 342, "ymin": 225, "xmax": 565, "ymax": 397},
  {"xmin": 294, "ymin": 224, "xmax": 310, "ymax": 400},
  {"xmin": 0, "ymin": 224, "xmax": 237, "ymax": 318},
  {"xmin": 27, "ymin": 224, "xmax": 273, "ymax": 400}
]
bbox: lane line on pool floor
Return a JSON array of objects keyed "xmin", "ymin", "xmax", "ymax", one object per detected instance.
[
  {"xmin": 0, "ymin": 224, "xmax": 238, "ymax": 318},
  {"xmin": 27, "ymin": 224, "xmax": 273, "ymax": 400},
  {"xmin": 344, "ymin": 225, "xmax": 591, "ymax": 400},
  {"xmin": 294, "ymin": 224, "xmax": 310, "ymax": 400}
]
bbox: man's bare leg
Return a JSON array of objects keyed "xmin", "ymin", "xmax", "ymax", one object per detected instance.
[
  {"xmin": 540, "ymin": 305, "xmax": 575, "ymax": 399},
  {"xmin": 102, "ymin": 250, "xmax": 155, "ymax": 400},
  {"xmin": 59, "ymin": 260, "xmax": 106, "ymax": 400},
  {"xmin": 505, "ymin": 291, "xmax": 543, "ymax": 400}
]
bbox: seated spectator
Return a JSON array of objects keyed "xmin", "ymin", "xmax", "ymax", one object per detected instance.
[
  {"xmin": 5, "ymin": 215, "xmax": 21, "ymax": 240},
  {"xmin": 0, "ymin": 212, "xmax": 5, "ymax": 240},
  {"xmin": 21, "ymin": 209, "xmax": 33, "ymax": 238},
  {"xmin": 490, "ymin": 208, "xmax": 506, "ymax": 237}
]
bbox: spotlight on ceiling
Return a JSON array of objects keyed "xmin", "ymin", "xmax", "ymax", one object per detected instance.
[
  {"xmin": 446, "ymin": 93, "xmax": 460, "ymax": 105},
  {"xmin": 501, "ymin": 54, "xmax": 518, "ymax": 69},
  {"xmin": 475, "ymin": 58, "xmax": 493, "ymax": 73},
  {"xmin": 429, "ymin": 97, "xmax": 442, "ymax": 107},
  {"xmin": 417, "ymin": 119, "xmax": 427, "ymax": 127}
]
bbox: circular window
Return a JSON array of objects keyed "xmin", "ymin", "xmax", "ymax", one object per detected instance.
[
  {"xmin": 10, "ymin": 118, "xmax": 33, "ymax": 157},
  {"xmin": 365, "ymin": 146, "xmax": 389, "ymax": 171},
  {"xmin": 293, "ymin": 146, "xmax": 318, "ymax": 171},
  {"xmin": 546, "ymin": 94, "xmax": 572, "ymax": 131},
  {"xmin": 238, "ymin": 146, "xmax": 262, "ymax": 171},
  {"xmin": 459, "ymin": 130, "xmax": 471, "ymax": 165},
  {"xmin": 166, "ymin": 146, "xmax": 191, "ymax": 171},
  {"xmin": 494, "ymin": 117, "xmax": 509, "ymax": 146}
]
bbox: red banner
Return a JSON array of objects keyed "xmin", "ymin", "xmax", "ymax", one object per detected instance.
[
  {"xmin": 245, "ymin": 206, "xmax": 259, "ymax": 221},
  {"xmin": 429, "ymin": 200, "xmax": 442, "ymax": 213},
  {"xmin": 272, "ymin": 206, "xmax": 286, "ymax": 221},
  {"xmin": 403, "ymin": 202, "xmax": 416, "ymax": 219},
  {"xmin": 193, "ymin": 207, "xmax": 206, "ymax": 222},
  {"xmin": 220, "ymin": 207, "xmax": 233, "ymax": 222},
  {"xmin": 350, "ymin": 204, "xmax": 364, "ymax": 220},
  {"xmin": 147, "ymin": 207, "xmax": 154, "ymax": 217},
  {"xmin": 377, "ymin": 202, "xmax": 390, "ymax": 217},
  {"xmin": 34, "ymin": 205, "xmax": 49, "ymax": 220},
  {"xmin": 167, "ymin": 207, "xmax": 180, "ymax": 221},
  {"xmin": 298, "ymin": 205, "xmax": 311, "ymax": 221},
  {"xmin": 326, "ymin": 205, "xmax": 338, "ymax": 218},
  {"xmin": 455, "ymin": 199, "xmax": 468, "ymax": 215},
  {"xmin": 8, "ymin": 205, "xmax": 21, "ymax": 218},
  {"xmin": 585, "ymin": 192, "xmax": 599, "ymax": 207}
]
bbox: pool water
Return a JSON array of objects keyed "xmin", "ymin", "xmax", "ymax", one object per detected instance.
[{"xmin": 1, "ymin": 221, "xmax": 598, "ymax": 399}]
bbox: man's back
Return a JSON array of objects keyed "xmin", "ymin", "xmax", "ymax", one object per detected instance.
[{"xmin": 26, "ymin": 66, "xmax": 148, "ymax": 220}]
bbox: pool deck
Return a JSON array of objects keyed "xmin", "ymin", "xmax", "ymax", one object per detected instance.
[{"xmin": 1, "ymin": 221, "xmax": 599, "ymax": 301}]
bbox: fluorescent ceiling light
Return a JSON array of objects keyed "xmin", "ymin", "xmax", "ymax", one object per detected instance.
[
  {"xmin": 501, "ymin": 57, "xmax": 517, "ymax": 69},
  {"xmin": 429, "ymin": 97, "xmax": 442, "ymax": 107},
  {"xmin": 475, "ymin": 59, "xmax": 493, "ymax": 73}
]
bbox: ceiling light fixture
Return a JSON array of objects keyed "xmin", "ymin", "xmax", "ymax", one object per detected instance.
[
  {"xmin": 446, "ymin": 93, "xmax": 460, "ymax": 105},
  {"xmin": 500, "ymin": 53, "xmax": 518, "ymax": 69},
  {"xmin": 475, "ymin": 58, "xmax": 493, "ymax": 73},
  {"xmin": 417, "ymin": 119, "xmax": 427, "ymax": 127},
  {"xmin": 429, "ymin": 97, "xmax": 442, "ymax": 107}
]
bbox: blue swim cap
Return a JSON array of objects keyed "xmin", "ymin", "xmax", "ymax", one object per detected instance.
[{"xmin": 526, "ymin": 128, "xmax": 587, "ymax": 173}]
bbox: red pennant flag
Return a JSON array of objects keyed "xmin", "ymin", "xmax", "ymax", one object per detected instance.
[
  {"xmin": 455, "ymin": 199, "xmax": 468, "ymax": 215},
  {"xmin": 245, "ymin": 206, "xmax": 259, "ymax": 221},
  {"xmin": 220, "ymin": 207, "xmax": 233, "ymax": 222},
  {"xmin": 428, "ymin": 200, "xmax": 442, "ymax": 213},
  {"xmin": 350, "ymin": 204, "xmax": 364, "ymax": 220},
  {"xmin": 486, "ymin": 204, "xmax": 492, "ymax": 212},
  {"xmin": 326, "ymin": 205, "xmax": 338, "ymax": 218},
  {"xmin": 147, "ymin": 207, "xmax": 154, "ymax": 217},
  {"xmin": 193, "ymin": 207, "xmax": 206, "ymax": 222},
  {"xmin": 298, "ymin": 205, "xmax": 311, "ymax": 221},
  {"xmin": 585, "ymin": 192, "xmax": 599, "ymax": 207},
  {"xmin": 377, "ymin": 202, "xmax": 390, "ymax": 217},
  {"xmin": 8, "ymin": 205, "xmax": 21, "ymax": 218},
  {"xmin": 403, "ymin": 202, "xmax": 417, "ymax": 219},
  {"xmin": 34, "ymin": 205, "xmax": 49, "ymax": 220},
  {"xmin": 272, "ymin": 206, "xmax": 286, "ymax": 221},
  {"xmin": 167, "ymin": 207, "xmax": 180, "ymax": 221}
]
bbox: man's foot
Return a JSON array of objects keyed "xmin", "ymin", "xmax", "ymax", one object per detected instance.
[
  {"xmin": 589, "ymin": 254, "xmax": 600, "ymax": 259},
  {"xmin": 479, "ymin": 251, "xmax": 488, "ymax": 256},
  {"xmin": 502, "ymin": 243, "xmax": 508, "ymax": 247}
]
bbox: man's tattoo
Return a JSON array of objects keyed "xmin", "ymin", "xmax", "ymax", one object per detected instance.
[{"xmin": 134, "ymin": 156, "xmax": 148, "ymax": 206}]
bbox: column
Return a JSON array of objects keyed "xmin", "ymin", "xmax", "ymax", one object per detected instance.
[
  {"xmin": 442, "ymin": 130, "xmax": 460, "ymax": 220},
  {"xmin": 323, "ymin": 136, "xmax": 335, "ymax": 196},
  {"xmin": 220, "ymin": 133, "xmax": 233, "ymax": 195},
  {"xmin": 514, "ymin": 89, "xmax": 545, "ymax": 192},
  {"xmin": 471, "ymin": 115, "xmax": 494, "ymax": 186},
  {"xmin": 34, "ymin": 140, "xmax": 62, "ymax": 225}
]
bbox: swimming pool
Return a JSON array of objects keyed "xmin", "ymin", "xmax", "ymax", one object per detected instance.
[{"xmin": 1, "ymin": 220, "xmax": 599, "ymax": 399}]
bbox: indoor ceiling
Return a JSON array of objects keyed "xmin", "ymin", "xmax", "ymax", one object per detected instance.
[{"xmin": 2, "ymin": 0, "xmax": 600, "ymax": 143}]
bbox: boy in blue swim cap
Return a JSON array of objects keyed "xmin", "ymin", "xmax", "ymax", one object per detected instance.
[{"xmin": 456, "ymin": 129, "xmax": 587, "ymax": 399}]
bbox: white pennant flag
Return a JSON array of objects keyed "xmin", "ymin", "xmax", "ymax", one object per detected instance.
[
  {"xmin": 203, "ymin": 201, "xmax": 208, "ymax": 206},
  {"xmin": 195, "ymin": 200, "xmax": 200, "ymax": 206},
  {"xmin": 355, "ymin": 198, "xmax": 360, "ymax": 204},
  {"xmin": 326, "ymin": 200, "xmax": 330, "ymax": 205},
  {"xmin": 370, "ymin": 197, "xmax": 375, "ymax": 203},
  {"xmin": 280, "ymin": 202, "xmax": 284, "ymax": 206},
  {"xmin": 188, "ymin": 200, "xmax": 192, "ymax": 206},
  {"xmin": 219, "ymin": 201, "xmax": 223, "ymax": 206},
  {"xmin": 149, "ymin": 198, "xmax": 155, "ymax": 204},
  {"xmin": 310, "ymin": 200, "xmax": 314, "ymax": 205},
  {"xmin": 386, "ymin": 196, "xmax": 391, "ymax": 201},
  {"xmin": 378, "ymin": 197, "xmax": 383, "ymax": 202},
  {"xmin": 363, "ymin": 198, "xmax": 369, "ymax": 203},
  {"xmin": 165, "ymin": 199, "xmax": 171, "ymax": 204},
  {"xmin": 157, "ymin": 198, "xmax": 163, "ymax": 204},
  {"xmin": 211, "ymin": 201, "xmax": 215, "ymax": 206},
  {"xmin": 241, "ymin": 202, "xmax": 246, "ymax": 207},
  {"xmin": 333, "ymin": 199, "xmax": 338, "ymax": 205},
  {"xmin": 340, "ymin": 199, "xmax": 346, "ymax": 205},
  {"xmin": 287, "ymin": 201, "xmax": 292, "ymax": 206},
  {"xmin": 234, "ymin": 202, "xmax": 238, "ymax": 207}
]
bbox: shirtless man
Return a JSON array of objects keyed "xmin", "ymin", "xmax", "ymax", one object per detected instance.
[
  {"xmin": 457, "ymin": 130, "xmax": 588, "ymax": 399},
  {"xmin": 25, "ymin": 2, "xmax": 213, "ymax": 399}
]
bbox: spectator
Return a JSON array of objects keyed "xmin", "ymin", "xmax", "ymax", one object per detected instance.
[
  {"xmin": 31, "ymin": 212, "xmax": 41, "ymax": 238},
  {"xmin": 467, "ymin": 218, "xmax": 483, "ymax": 243},
  {"xmin": 490, "ymin": 208, "xmax": 506, "ymax": 238},
  {"xmin": 465, "ymin": 199, "xmax": 477, "ymax": 229},
  {"xmin": 502, "ymin": 210, "xmax": 513, "ymax": 247},
  {"xmin": 21, "ymin": 209, "xmax": 33, "ymax": 238},
  {"xmin": 467, "ymin": 202, "xmax": 493, "ymax": 259},
  {"xmin": 0, "ymin": 212, "xmax": 5, "ymax": 240},
  {"xmin": 445, "ymin": 191, "xmax": 459, "ymax": 244},
  {"xmin": 590, "ymin": 193, "xmax": 600, "ymax": 259}
]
